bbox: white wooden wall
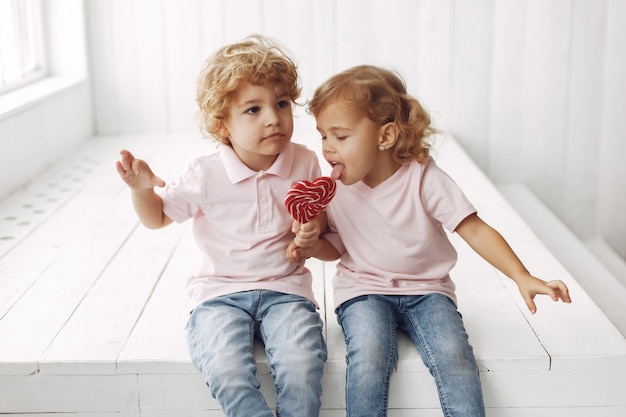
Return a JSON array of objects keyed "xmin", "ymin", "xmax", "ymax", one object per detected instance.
[{"xmin": 86, "ymin": 0, "xmax": 626, "ymax": 261}]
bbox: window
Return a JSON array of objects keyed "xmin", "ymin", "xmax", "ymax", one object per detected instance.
[{"xmin": 0, "ymin": 0, "xmax": 45, "ymax": 93}]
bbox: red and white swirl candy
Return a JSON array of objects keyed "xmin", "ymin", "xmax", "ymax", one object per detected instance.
[{"xmin": 284, "ymin": 176, "xmax": 336, "ymax": 223}]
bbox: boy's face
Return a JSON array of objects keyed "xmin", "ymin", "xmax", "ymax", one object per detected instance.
[{"xmin": 220, "ymin": 81, "xmax": 294, "ymax": 171}]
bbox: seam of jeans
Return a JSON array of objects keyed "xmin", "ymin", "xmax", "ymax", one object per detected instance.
[{"xmin": 408, "ymin": 312, "xmax": 455, "ymax": 417}]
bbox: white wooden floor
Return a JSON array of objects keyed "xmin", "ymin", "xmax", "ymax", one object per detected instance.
[{"xmin": 0, "ymin": 133, "xmax": 625, "ymax": 416}]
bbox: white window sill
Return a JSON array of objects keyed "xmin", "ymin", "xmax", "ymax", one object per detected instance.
[{"xmin": 0, "ymin": 76, "xmax": 86, "ymax": 121}]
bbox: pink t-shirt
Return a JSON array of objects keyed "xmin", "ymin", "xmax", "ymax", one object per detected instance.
[
  {"xmin": 160, "ymin": 142, "xmax": 321, "ymax": 309},
  {"xmin": 324, "ymin": 157, "xmax": 476, "ymax": 308}
]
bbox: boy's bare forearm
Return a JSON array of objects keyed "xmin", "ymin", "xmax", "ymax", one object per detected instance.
[{"xmin": 131, "ymin": 188, "xmax": 171, "ymax": 229}]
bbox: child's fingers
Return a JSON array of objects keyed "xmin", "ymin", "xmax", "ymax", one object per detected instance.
[
  {"xmin": 547, "ymin": 280, "xmax": 572, "ymax": 303},
  {"xmin": 287, "ymin": 247, "xmax": 306, "ymax": 265},
  {"xmin": 153, "ymin": 175, "xmax": 166, "ymax": 188},
  {"xmin": 524, "ymin": 280, "xmax": 571, "ymax": 314},
  {"xmin": 131, "ymin": 158, "xmax": 148, "ymax": 175},
  {"xmin": 115, "ymin": 160, "xmax": 126, "ymax": 176},
  {"xmin": 524, "ymin": 294, "xmax": 537, "ymax": 314},
  {"xmin": 118, "ymin": 149, "xmax": 135, "ymax": 171}
]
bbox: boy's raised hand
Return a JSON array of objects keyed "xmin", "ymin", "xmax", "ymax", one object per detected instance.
[{"xmin": 116, "ymin": 150, "xmax": 165, "ymax": 190}]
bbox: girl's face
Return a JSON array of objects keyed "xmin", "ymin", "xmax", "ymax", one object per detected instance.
[
  {"xmin": 316, "ymin": 101, "xmax": 399, "ymax": 188},
  {"xmin": 219, "ymin": 81, "xmax": 294, "ymax": 171}
]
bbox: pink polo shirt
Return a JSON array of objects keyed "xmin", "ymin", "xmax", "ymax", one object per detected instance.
[
  {"xmin": 160, "ymin": 142, "xmax": 321, "ymax": 309},
  {"xmin": 323, "ymin": 157, "xmax": 476, "ymax": 308}
]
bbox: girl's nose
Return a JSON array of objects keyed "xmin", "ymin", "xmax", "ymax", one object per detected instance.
[{"xmin": 322, "ymin": 140, "xmax": 335, "ymax": 155}]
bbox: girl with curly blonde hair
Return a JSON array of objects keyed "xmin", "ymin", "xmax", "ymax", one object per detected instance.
[{"xmin": 290, "ymin": 65, "xmax": 570, "ymax": 417}]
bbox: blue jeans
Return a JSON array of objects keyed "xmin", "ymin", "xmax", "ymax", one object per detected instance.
[
  {"xmin": 337, "ymin": 293, "xmax": 485, "ymax": 417},
  {"xmin": 186, "ymin": 290, "xmax": 327, "ymax": 417}
]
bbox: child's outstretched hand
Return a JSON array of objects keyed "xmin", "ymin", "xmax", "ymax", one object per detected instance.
[
  {"xmin": 516, "ymin": 274, "xmax": 571, "ymax": 314},
  {"xmin": 116, "ymin": 150, "xmax": 165, "ymax": 190}
]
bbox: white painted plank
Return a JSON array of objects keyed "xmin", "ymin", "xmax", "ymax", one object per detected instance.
[
  {"xmin": 414, "ymin": 0, "xmax": 452, "ymax": 127},
  {"xmin": 198, "ymin": 0, "xmax": 225, "ymax": 58},
  {"xmin": 0, "ymin": 135, "xmax": 181, "ymax": 375},
  {"xmin": 598, "ymin": 0, "xmax": 626, "ymax": 258},
  {"xmin": 520, "ymin": 0, "xmax": 571, "ymax": 206},
  {"xmin": 0, "ymin": 414, "xmax": 138, "ymax": 417},
  {"xmin": 439, "ymin": 138, "xmax": 626, "ymax": 371},
  {"xmin": 447, "ymin": 0, "xmax": 492, "ymax": 167},
  {"xmin": 138, "ymin": 372, "xmax": 278, "ymax": 411},
  {"xmin": 142, "ymin": 412, "xmax": 226, "ymax": 417},
  {"xmin": 1, "ymin": 408, "xmax": 623, "ymax": 417},
  {"xmin": 117, "ymin": 225, "xmax": 201, "ymax": 375},
  {"xmin": 109, "ymin": 0, "xmax": 141, "ymax": 132},
  {"xmin": 488, "ymin": 0, "xmax": 525, "ymax": 182},
  {"xmin": 561, "ymin": 0, "xmax": 607, "ymax": 238},
  {"xmin": 84, "ymin": 0, "xmax": 117, "ymax": 133},
  {"xmin": 221, "ymin": 0, "xmax": 263, "ymax": 43},
  {"xmin": 162, "ymin": 0, "xmax": 203, "ymax": 132},
  {"xmin": 586, "ymin": 238, "xmax": 626, "ymax": 287},
  {"xmin": 335, "ymin": 0, "xmax": 377, "ymax": 69},
  {"xmin": 40, "ymin": 224, "xmax": 185, "ymax": 375},
  {"xmin": 0, "ymin": 374, "xmax": 138, "ymax": 413},
  {"xmin": 132, "ymin": 0, "xmax": 168, "ymax": 132},
  {"xmin": 371, "ymin": 0, "xmax": 419, "ymax": 79},
  {"xmin": 0, "ymin": 191, "xmax": 139, "ymax": 375},
  {"xmin": 0, "ymin": 137, "xmax": 138, "ymax": 314},
  {"xmin": 308, "ymin": 0, "xmax": 337, "ymax": 90},
  {"xmin": 500, "ymin": 184, "xmax": 626, "ymax": 351},
  {"xmin": 481, "ymin": 368, "xmax": 626, "ymax": 408},
  {"xmin": 450, "ymin": 233, "xmax": 549, "ymax": 372}
]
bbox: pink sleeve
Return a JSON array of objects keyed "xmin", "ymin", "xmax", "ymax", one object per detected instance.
[
  {"xmin": 159, "ymin": 161, "xmax": 203, "ymax": 223},
  {"xmin": 420, "ymin": 159, "xmax": 476, "ymax": 232},
  {"xmin": 321, "ymin": 216, "xmax": 346, "ymax": 256}
]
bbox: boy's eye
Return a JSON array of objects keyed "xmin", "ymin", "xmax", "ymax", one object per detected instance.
[
  {"xmin": 276, "ymin": 100, "xmax": 289, "ymax": 109},
  {"xmin": 246, "ymin": 106, "xmax": 261, "ymax": 114}
]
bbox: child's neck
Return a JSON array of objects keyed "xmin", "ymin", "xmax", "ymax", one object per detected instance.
[
  {"xmin": 362, "ymin": 155, "xmax": 401, "ymax": 188},
  {"xmin": 231, "ymin": 145, "xmax": 280, "ymax": 172}
]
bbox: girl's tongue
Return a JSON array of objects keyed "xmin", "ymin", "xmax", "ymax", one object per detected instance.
[{"xmin": 330, "ymin": 163, "xmax": 345, "ymax": 180}]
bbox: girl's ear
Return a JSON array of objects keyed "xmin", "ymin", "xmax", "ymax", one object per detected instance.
[{"xmin": 379, "ymin": 122, "xmax": 399, "ymax": 149}]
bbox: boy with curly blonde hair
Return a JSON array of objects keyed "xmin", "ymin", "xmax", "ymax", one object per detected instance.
[{"xmin": 116, "ymin": 34, "xmax": 327, "ymax": 417}]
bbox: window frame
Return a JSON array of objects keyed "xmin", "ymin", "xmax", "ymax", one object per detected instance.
[{"xmin": 0, "ymin": 0, "xmax": 47, "ymax": 95}]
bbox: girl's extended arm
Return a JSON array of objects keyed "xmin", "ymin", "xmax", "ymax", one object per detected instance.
[
  {"xmin": 116, "ymin": 150, "xmax": 173, "ymax": 229},
  {"xmin": 455, "ymin": 213, "xmax": 571, "ymax": 313},
  {"xmin": 286, "ymin": 236, "xmax": 341, "ymax": 264}
]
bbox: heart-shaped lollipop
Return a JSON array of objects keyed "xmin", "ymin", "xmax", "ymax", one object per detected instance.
[{"xmin": 284, "ymin": 176, "xmax": 336, "ymax": 223}]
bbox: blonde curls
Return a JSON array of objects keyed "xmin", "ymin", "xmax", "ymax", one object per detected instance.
[
  {"xmin": 196, "ymin": 34, "xmax": 301, "ymax": 144},
  {"xmin": 308, "ymin": 65, "xmax": 437, "ymax": 163}
]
